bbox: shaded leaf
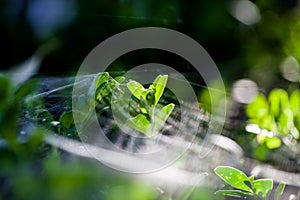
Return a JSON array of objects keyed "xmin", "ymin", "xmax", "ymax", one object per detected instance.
[
  {"xmin": 59, "ymin": 111, "xmax": 74, "ymax": 129},
  {"xmin": 0, "ymin": 75, "xmax": 11, "ymax": 111},
  {"xmin": 215, "ymin": 190, "xmax": 254, "ymax": 198},
  {"xmin": 274, "ymin": 181, "xmax": 286, "ymax": 200},
  {"xmin": 94, "ymin": 72, "xmax": 109, "ymax": 90},
  {"xmin": 153, "ymin": 103, "xmax": 175, "ymax": 132}
]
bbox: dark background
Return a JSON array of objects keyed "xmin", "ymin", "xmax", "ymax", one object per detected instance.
[{"xmin": 1, "ymin": 0, "xmax": 299, "ymax": 89}]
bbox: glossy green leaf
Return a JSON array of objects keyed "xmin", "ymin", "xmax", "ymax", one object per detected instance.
[
  {"xmin": 127, "ymin": 80, "xmax": 146, "ymax": 100},
  {"xmin": 265, "ymin": 137, "xmax": 282, "ymax": 149},
  {"xmin": 152, "ymin": 75, "xmax": 168, "ymax": 105},
  {"xmin": 253, "ymin": 179, "xmax": 273, "ymax": 198},
  {"xmin": 274, "ymin": 181, "xmax": 286, "ymax": 200},
  {"xmin": 214, "ymin": 166, "xmax": 253, "ymax": 192},
  {"xmin": 153, "ymin": 103, "xmax": 175, "ymax": 132},
  {"xmin": 215, "ymin": 190, "xmax": 254, "ymax": 198},
  {"xmin": 59, "ymin": 111, "xmax": 74, "ymax": 129},
  {"xmin": 127, "ymin": 114, "xmax": 151, "ymax": 136}
]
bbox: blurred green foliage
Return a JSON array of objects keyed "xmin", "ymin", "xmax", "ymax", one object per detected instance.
[
  {"xmin": 246, "ymin": 88, "xmax": 300, "ymax": 149},
  {"xmin": 0, "ymin": 74, "xmax": 220, "ymax": 200},
  {"xmin": 0, "ymin": 75, "xmax": 160, "ymax": 200},
  {"xmin": 1, "ymin": 0, "xmax": 300, "ymax": 198}
]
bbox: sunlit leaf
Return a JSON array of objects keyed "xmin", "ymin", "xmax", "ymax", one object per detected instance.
[
  {"xmin": 268, "ymin": 89, "xmax": 289, "ymax": 118},
  {"xmin": 246, "ymin": 93, "xmax": 269, "ymax": 119},
  {"xmin": 257, "ymin": 134, "xmax": 267, "ymax": 144},
  {"xmin": 265, "ymin": 137, "xmax": 281, "ymax": 149},
  {"xmin": 214, "ymin": 166, "xmax": 253, "ymax": 192},
  {"xmin": 127, "ymin": 80, "xmax": 146, "ymax": 100},
  {"xmin": 253, "ymin": 179, "xmax": 273, "ymax": 198},
  {"xmin": 127, "ymin": 114, "xmax": 151, "ymax": 136},
  {"xmin": 152, "ymin": 75, "xmax": 168, "ymax": 105},
  {"xmin": 290, "ymin": 90, "xmax": 300, "ymax": 115}
]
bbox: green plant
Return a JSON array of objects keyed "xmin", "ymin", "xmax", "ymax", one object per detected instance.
[
  {"xmin": 0, "ymin": 74, "xmax": 160, "ymax": 200},
  {"xmin": 214, "ymin": 166, "xmax": 286, "ymax": 200},
  {"xmin": 37, "ymin": 73, "xmax": 174, "ymax": 139},
  {"xmin": 126, "ymin": 75, "xmax": 175, "ymax": 136},
  {"xmin": 246, "ymin": 88, "xmax": 300, "ymax": 149}
]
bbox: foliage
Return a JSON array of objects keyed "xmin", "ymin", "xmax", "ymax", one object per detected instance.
[
  {"xmin": 214, "ymin": 166, "xmax": 286, "ymax": 200},
  {"xmin": 126, "ymin": 75, "xmax": 175, "ymax": 136},
  {"xmin": 0, "ymin": 74, "xmax": 161, "ymax": 200},
  {"xmin": 246, "ymin": 88, "xmax": 300, "ymax": 149}
]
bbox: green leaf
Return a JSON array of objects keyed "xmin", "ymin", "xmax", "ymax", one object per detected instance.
[
  {"xmin": 96, "ymin": 79, "xmax": 118, "ymax": 101},
  {"xmin": 127, "ymin": 80, "xmax": 146, "ymax": 100},
  {"xmin": 290, "ymin": 90, "xmax": 300, "ymax": 115},
  {"xmin": 214, "ymin": 166, "xmax": 253, "ymax": 192},
  {"xmin": 249, "ymin": 175, "xmax": 255, "ymax": 188},
  {"xmin": 260, "ymin": 115, "xmax": 277, "ymax": 131},
  {"xmin": 152, "ymin": 75, "xmax": 168, "ymax": 105},
  {"xmin": 153, "ymin": 103, "xmax": 175, "ymax": 132},
  {"xmin": 246, "ymin": 93, "xmax": 269, "ymax": 120},
  {"xmin": 215, "ymin": 190, "xmax": 254, "ymax": 198},
  {"xmin": 94, "ymin": 72, "xmax": 109, "ymax": 90},
  {"xmin": 37, "ymin": 109, "xmax": 54, "ymax": 123},
  {"xmin": 253, "ymin": 179, "xmax": 273, "ymax": 198},
  {"xmin": 114, "ymin": 76, "xmax": 126, "ymax": 83},
  {"xmin": 265, "ymin": 137, "xmax": 282, "ymax": 149},
  {"xmin": 268, "ymin": 89, "xmax": 289, "ymax": 118},
  {"xmin": 127, "ymin": 114, "xmax": 151, "ymax": 136},
  {"xmin": 59, "ymin": 111, "xmax": 74, "ymax": 129},
  {"xmin": 278, "ymin": 110, "xmax": 293, "ymax": 135},
  {"xmin": 274, "ymin": 181, "xmax": 286, "ymax": 200}
]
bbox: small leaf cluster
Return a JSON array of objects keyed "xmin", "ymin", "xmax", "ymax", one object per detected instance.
[
  {"xmin": 246, "ymin": 89, "xmax": 300, "ymax": 149},
  {"xmin": 126, "ymin": 75, "xmax": 175, "ymax": 136},
  {"xmin": 215, "ymin": 166, "xmax": 285, "ymax": 200}
]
